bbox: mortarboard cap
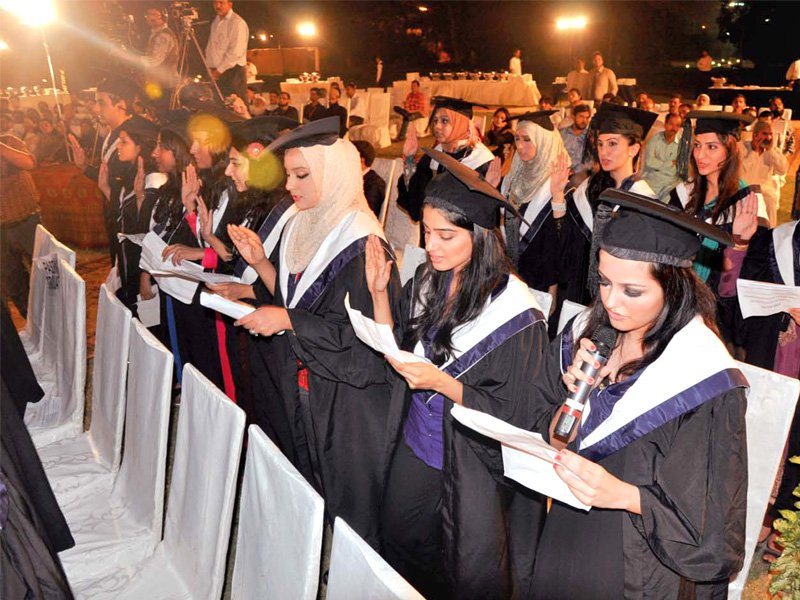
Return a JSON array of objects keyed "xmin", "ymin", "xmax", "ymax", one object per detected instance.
[
  {"xmin": 160, "ymin": 109, "xmax": 192, "ymax": 147},
  {"xmin": 430, "ymin": 96, "xmax": 488, "ymax": 119},
  {"xmin": 422, "ymin": 148, "xmax": 523, "ymax": 229},
  {"xmin": 510, "ymin": 110, "xmax": 558, "ymax": 131},
  {"xmin": 595, "ymin": 103, "xmax": 658, "ymax": 139},
  {"xmin": 598, "ymin": 188, "xmax": 733, "ymax": 267},
  {"xmin": 688, "ymin": 110, "xmax": 753, "ymax": 138},
  {"xmin": 265, "ymin": 116, "xmax": 340, "ymax": 152},
  {"xmin": 231, "ymin": 115, "xmax": 299, "ymax": 149}
]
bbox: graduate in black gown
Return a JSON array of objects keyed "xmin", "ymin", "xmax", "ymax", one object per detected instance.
[
  {"xmin": 667, "ymin": 111, "xmax": 769, "ymax": 347},
  {"xmin": 231, "ymin": 118, "xmax": 401, "ymax": 547},
  {"xmin": 371, "ymin": 150, "xmax": 549, "ymax": 599},
  {"xmin": 205, "ymin": 115, "xmax": 300, "ymax": 440},
  {"xmin": 527, "ymin": 190, "xmax": 748, "ymax": 599},
  {"xmin": 397, "ymin": 97, "xmax": 496, "ymax": 247},
  {"xmin": 500, "ymin": 111, "xmax": 569, "ymax": 311},
  {"xmin": 550, "ymin": 104, "xmax": 657, "ymax": 331},
  {"xmin": 113, "ymin": 115, "xmax": 164, "ymax": 315}
]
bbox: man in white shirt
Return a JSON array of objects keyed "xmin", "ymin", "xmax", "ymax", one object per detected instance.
[
  {"xmin": 740, "ymin": 121, "xmax": 789, "ymax": 227},
  {"xmin": 565, "ymin": 58, "xmax": 592, "ymax": 101},
  {"xmin": 641, "ymin": 113, "xmax": 682, "ymax": 202},
  {"xmin": 590, "ymin": 51, "xmax": 617, "ymax": 103},
  {"xmin": 509, "ymin": 49, "xmax": 522, "ymax": 76},
  {"xmin": 345, "ymin": 81, "xmax": 365, "ymax": 126},
  {"xmin": 206, "ymin": 0, "xmax": 249, "ymax": 101}
]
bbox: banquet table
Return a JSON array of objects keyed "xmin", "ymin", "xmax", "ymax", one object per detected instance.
[
  {"xmin": 707, "ymin": 86, "xmax": 799, "ymax": 113},
  {"xmin": 280, "ymin": 78, "xmax": 343, "ymax": 101},
  {"xmin": 393, "ymin": 77, "xmax": 541, "ymax": 107}
]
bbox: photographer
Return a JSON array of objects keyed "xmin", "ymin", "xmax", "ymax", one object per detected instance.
[
  {"xmin": 206, "ymin": 0, "xmax": 249, "ymax": 101},
  {"xmin": 740, "ymin": 120, "xmax": 789, "ymax": 227},
  {"xmin": 141, "ymin": 6, "xmax": 179, "ymax": 96}
]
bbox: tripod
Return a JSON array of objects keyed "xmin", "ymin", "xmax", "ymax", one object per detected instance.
[{"xmin": 171, "ymin": 19, "xmax": 224, "ymax": 109}]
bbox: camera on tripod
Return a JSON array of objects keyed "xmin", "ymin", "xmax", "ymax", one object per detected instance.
[{"xmin": 170, "ymin": 1, "xmax": 199, "ymax": 29}]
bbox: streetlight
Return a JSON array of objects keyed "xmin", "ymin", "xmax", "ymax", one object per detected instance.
[
  {"xmin": 0, "ymin": 0, "xmax": 71, "ymax": 158},
  {"xmin": 418, "ymin": 5, "xmax": 429, "ymax": 11},
  {"xmin": 555, "ymin": 16, "xmax": 588, "ymax": 71},
  {"xmin": 297, "ymin": 21, "xmax": 318, "ymax": 39}
]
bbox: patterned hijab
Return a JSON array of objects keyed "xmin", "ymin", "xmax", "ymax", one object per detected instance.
[
  {"xmin": 504, "ymin": 120, "xmax": 569, "ymax": 207},
  {"xmin": 284, "ymin": 138, "xmax": 373, "ymax": 273}
]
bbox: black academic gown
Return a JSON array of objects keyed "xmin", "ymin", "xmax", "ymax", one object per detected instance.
[
  {"xmin": 740, "ymin": 224, "xmax": 799, "ymax": 372},
  {"xmin": 381, "ymin": 273, "xmax": 550, "ymax": 599},
  {"xmin": 117, "ymin": 183, "xmax": 159, "ymax": 313},
  {"xmin": 527, "ymin": 328, "xmax": 748, "ymax": 600},
  {"xmin": 258, "ymin": 228, "xmax": 400, "ymax": 548},
  {"xmin": 511, "ymin": 181, "xmax": 559, "ymax": 293}
]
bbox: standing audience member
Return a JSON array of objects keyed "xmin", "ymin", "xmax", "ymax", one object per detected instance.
[
  {"xmin": 566, "ymin": 57, "xmax": 592, "ymax": 102},
  {"xmin": 697, "ymin": 49, "xmax": 713, "ymax": 71},
  {"xmin": 0, "ymin": 133, "xmax": 39, "ymax": 316},
  {"xmin": 352, "ymin": 140, "xmax": 386, "ymax": 218},
  {"xmin": 509, "ymin": 48, "xmax": 522, "ymax": 76},
  {"xmin": 139, "ymin": 4, "xmax": 179, "ymax": 102},
  {"xmin": 206, "ymin": 0, "xmax": 249, "ymax": 101},
  {"xmin": 590, "ymin": 51, "xmax": 618, "ymax": 103},
  {"xmin": 641, "ymin": 113, "xmax": 683, "ymax": 202},
  {"xmin": 740, "ymin": 121, "xmax": 789, "ymax": 227},
  {"xmin": 560, "ymin": 104, "xmax": 593, "ymax": 186},
  {"xmin": 393, "ymin": 80, "xmax": 427, "ymax": 141}
]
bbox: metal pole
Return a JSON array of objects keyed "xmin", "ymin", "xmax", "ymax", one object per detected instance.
[{"xmin": 42, "ymin": 29, "xmax": 72, "ymax": 162}]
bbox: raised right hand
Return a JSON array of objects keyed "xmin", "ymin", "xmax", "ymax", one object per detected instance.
[
  {"xmin": 227, "ymin": 224, "xmax": 267, "ymax": 267},
  {"xmin": 181, "ymin": 164, "xmax": 200, "ymax": 212},
  {"xmin": 550, "ymin": 153, "xmax": 571, "ymax": 199},
  {"xmin": 365, "ymin": 234, "xmax": 393, "ymax": 295},
  {"xmin": 68, "ymin": 133, "xmax": 87, "ymax": 171}
]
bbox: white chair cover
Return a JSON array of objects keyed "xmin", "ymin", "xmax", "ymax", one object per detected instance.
[
  {"xmin": 382, "ymin": 158, "xmax": 420, "ymax": 257},
  {"xmin": 73, "ymin": 365, "xmax": 246, "ymax": 600},
  {"xmin": 21, "ymin": 224, "xmax": 77, "ymax": 359},
  {"xmin": 399, "ymin": 244, "xmax": 427, "ymax": 286},
  {"xmin": 38, "ymin": 285, "xmax": 131, "ymax": 496},
  {"xmin": 231, "ymin": 425, "xmax": 324, "ymax": 600},
  {"xmin": 26, "ymin": 258, "xmax": 87, "ymax": 446},
  {"xmin": 57, "ymin": 320, "xmax": 173, "ymax": 585},
  {"xmin": 557, "ymin": 299, "xmax": 588, "ymax": 334},
  {"xmin": 350, "ymin": 93, "xmax": 392, "ymax": 148},
  {"xmin": 327, "ymin": 517, "xmax": 424, "ymax": 600},
  {"xmin": 728, "ymin": 363, "xmax": 799, "ymax": 600},
  {"xmin": 370, "ymin": 157, "xmax": 397, "ymax": 226}
]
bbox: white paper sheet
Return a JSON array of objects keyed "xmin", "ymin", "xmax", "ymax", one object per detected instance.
[
  {"xmin": 344, "ymin": 293, "xmax": 429, "ymax": 364},
  {"xmin": 137, "ymin": 285, "xmax": 160, "ymax": 328},
  {"xmin": 737, "ymin": 278, "xmax": 800, "ymax": 318},
  {"xmin": 139, "ymin": 231, "xmax": 242, "ymax": 285},
  {"xmin": 117, "ymin": 232, "xmax": 146, "ymax": 246},
  {"xmin": 200, "ymin": 291, "xmax": 256, "ymax": 320},
  {"xmin": 450, "ymin": 404, "xmax": 590, "ymax": 511}
]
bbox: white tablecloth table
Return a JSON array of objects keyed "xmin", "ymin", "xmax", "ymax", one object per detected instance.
[{"xmin": 392, "ymin": 78, "xmax": 540, "ymax": 107}]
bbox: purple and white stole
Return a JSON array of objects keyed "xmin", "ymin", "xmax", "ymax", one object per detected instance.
[
  {"xmin": 235, "ymin": 196, "xmax": 298, "ymax": 284},
  {"xmin": 279, "ymin": 210, "xmax": 388, "ymax": 311},
  {"xmin": 561, "ymin": 313, "xmax": 748, "ymax": 461}
]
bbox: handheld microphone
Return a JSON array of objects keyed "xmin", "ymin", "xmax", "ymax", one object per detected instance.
[{"xmin": 552, "ymin": 325, "xmax": 617, "ymax": 444}]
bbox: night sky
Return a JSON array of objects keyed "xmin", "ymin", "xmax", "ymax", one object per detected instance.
[{"xmin": 0, "ymin": 1, "xmax": 796, "ymax": 94}]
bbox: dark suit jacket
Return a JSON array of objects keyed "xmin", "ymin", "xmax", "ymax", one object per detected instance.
[
  {"xmin": 270, "ymin": 105, "xmax": 300, "ymax": 122},
  {"xmin": 363, "ymin": 169, "xmax": 387, "ymax": 218}
]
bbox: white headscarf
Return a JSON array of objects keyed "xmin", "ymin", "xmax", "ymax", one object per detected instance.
[
  {"xmin": 285, "ymin": 138, "xmax": 374, "ymax": 273},
  {"xmin": 503, "ymin": 120, "xmax": 569, "ymax": 207}
]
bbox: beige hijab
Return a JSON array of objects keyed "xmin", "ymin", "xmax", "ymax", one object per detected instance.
[
  {"xmin": 285, "ymin": 138, "xmax": 373, "ymax": 273},
  {"xmin": 504, "ymin": 120, "xmax": 569, "ymax": 207}
]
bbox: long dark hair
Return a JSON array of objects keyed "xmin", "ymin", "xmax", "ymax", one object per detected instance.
[
  {"xmin": 578, "ymin": 259, "xmax": 719, "ymax": 379},
  {"xmin": 685, "ymin": 132, "xmax": 741, "ymax": 225},
  {"xmin": 402, "ymin": 197, "xmax": 512, "ymax": 365},
  {"xmin": 198, "ymin": 146, "xmax": 230, "ymax": 211},
  {"xmin": 152, "ymin": 128, "xmax": 194, "ymax": 232},
  {"xmin": 585, "ymin": 132, "xmax": 642, "ymax": 205}
]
